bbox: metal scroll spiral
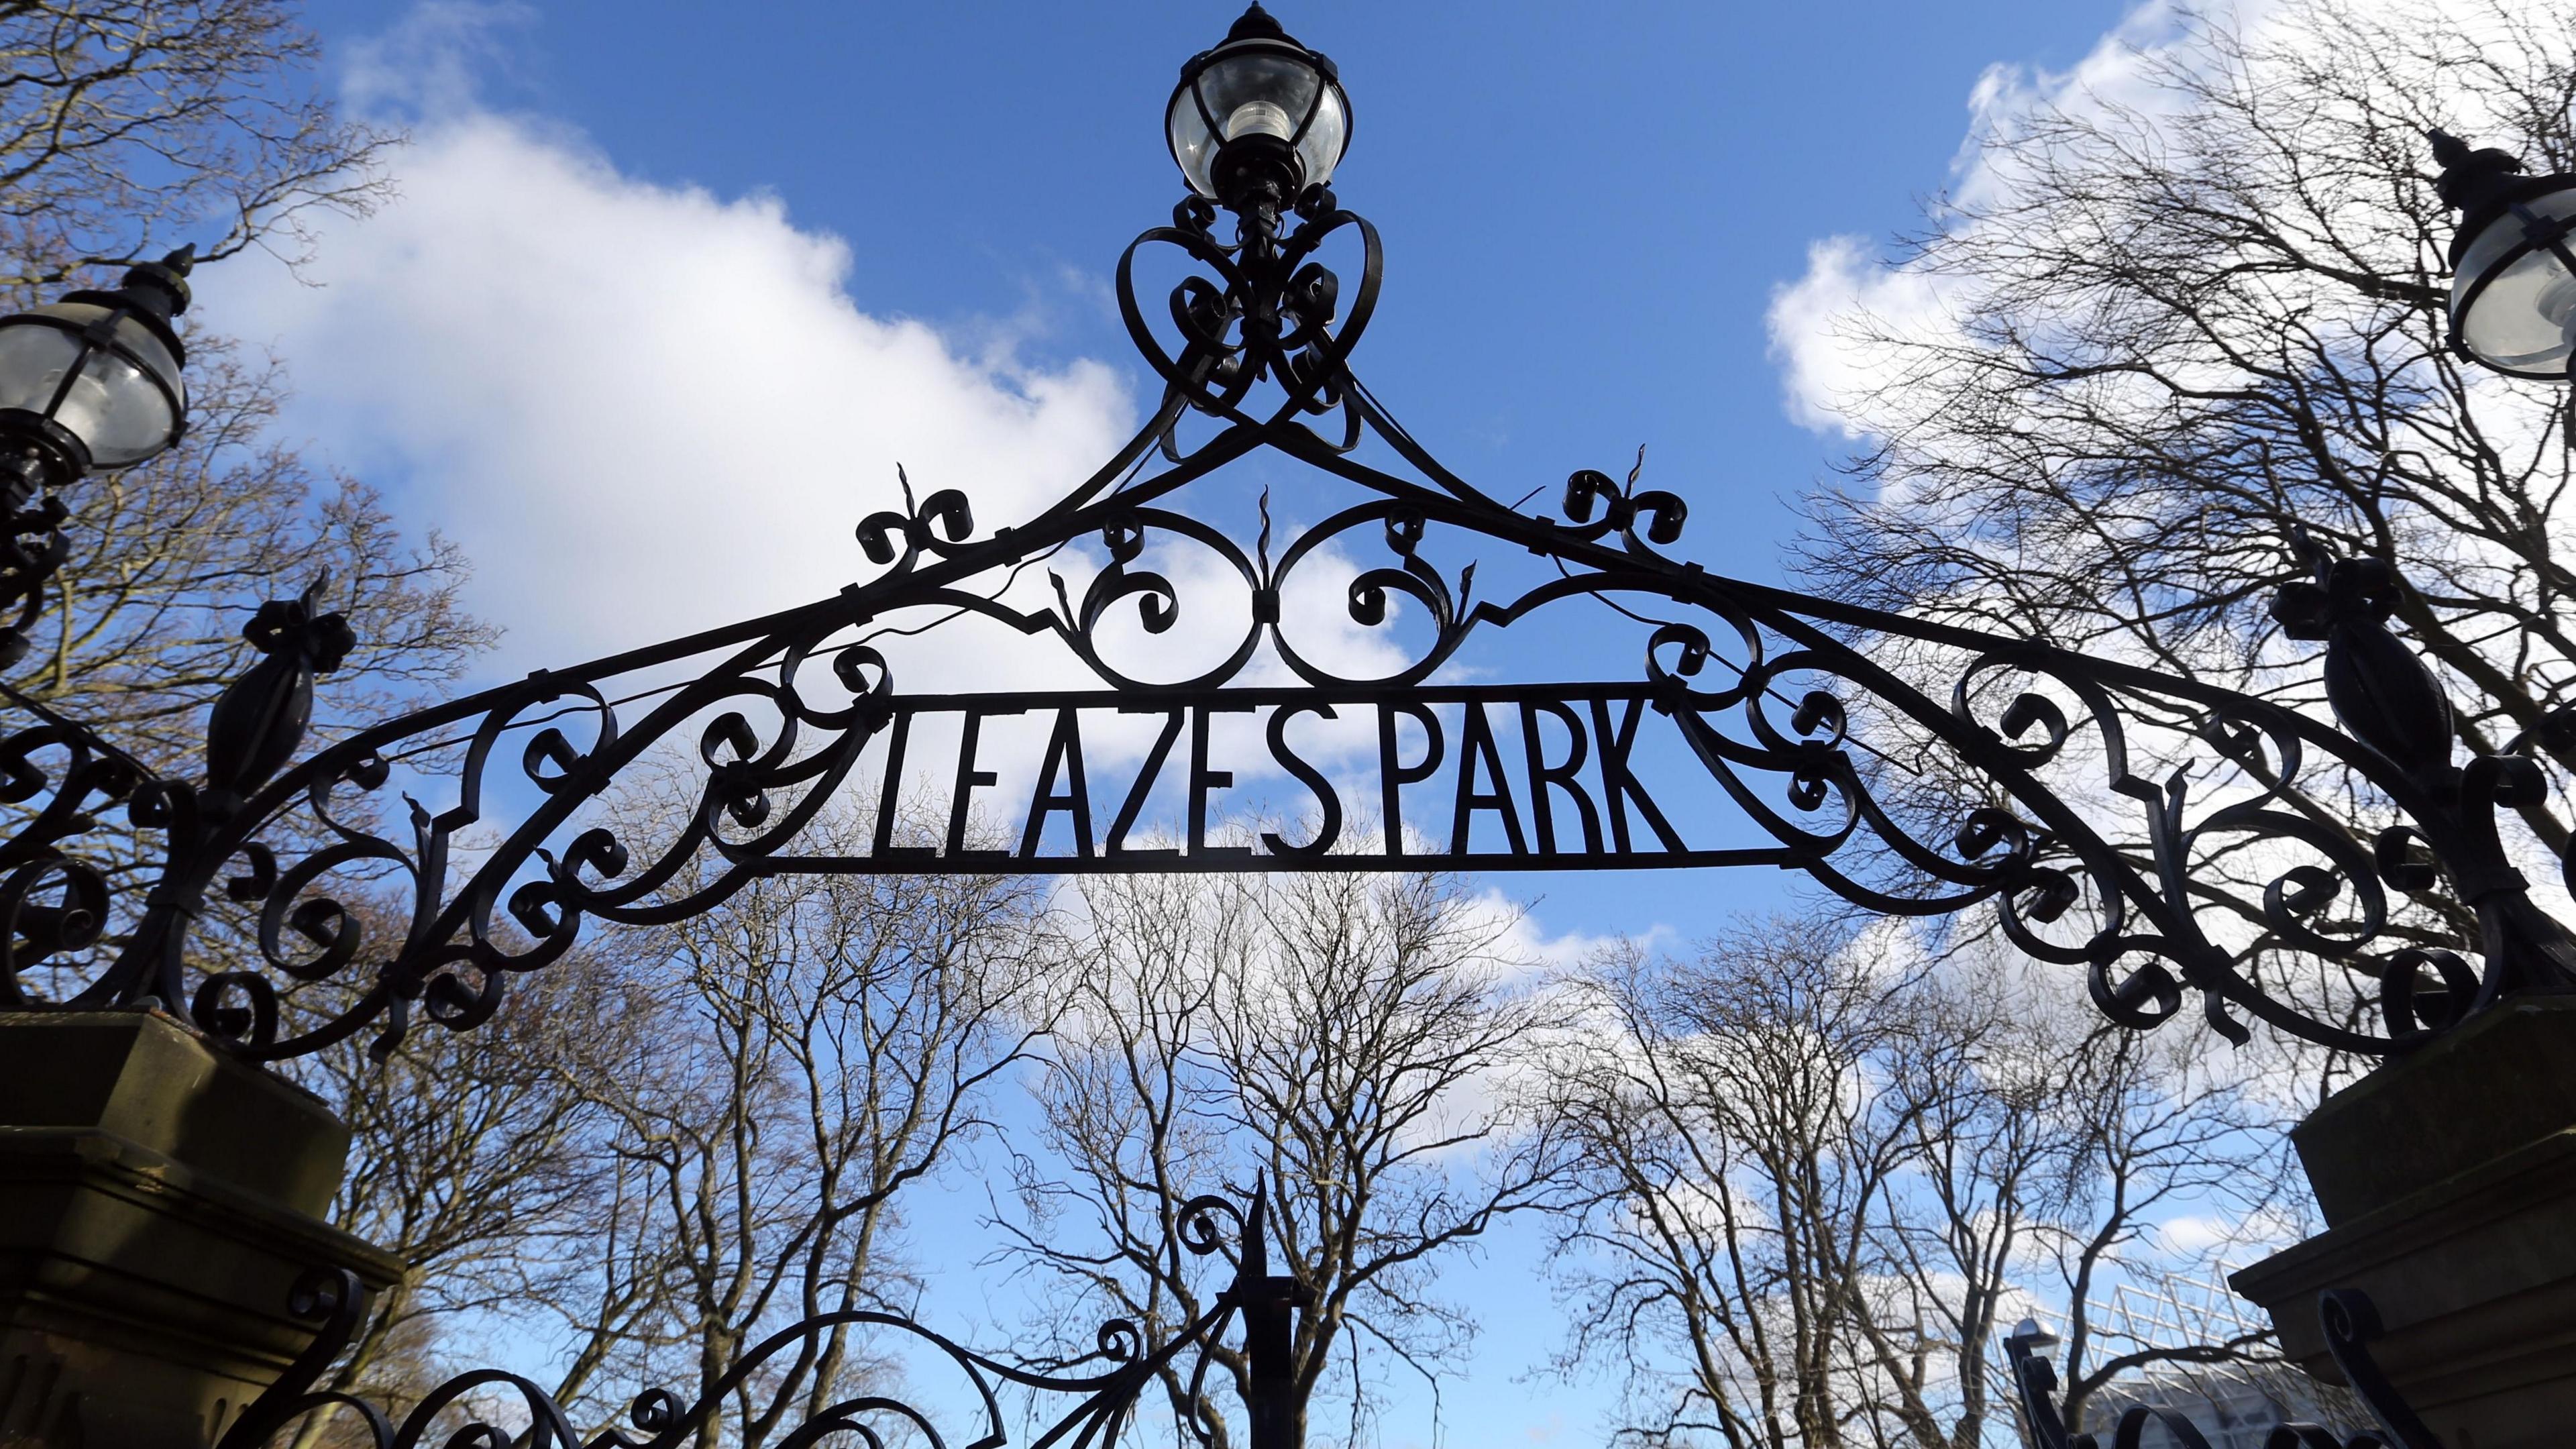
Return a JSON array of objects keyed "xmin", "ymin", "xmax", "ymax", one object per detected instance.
[
  {"xmin": 1932, "ymin": 647, "xmax": 2419, "ymax": 1055},
  {"xmin": 217, "ymin": 1187, "xmax": 1271, "ymax": 1449},
  {"xmin": 1750, "ymin": 619, "xmax": 2496, "ymax": 1059},
  {"xmin": 1018, "ymin": 450, "xmax": 1689, "ymax": 698},
  {"xmin": 1032, "ymin": 494, "xmax": 1478, "ymax": 694},
  {"xmin": 2006, "ymin": 1287, "xmax": 2438, "ymax": 1448},
  {"xmin": 1117, "ymin": 185, "xmax": 1379, "ymax": 432},
  {"xmin": 1582, "ymin": 515, "xmax": 2576, "ymax": 1061},
  {"xmin": 0, "ymin": 724, "xmax": 138, "ymax": 1008},
  {"xmin": 256, "ymin": 625, "xmax": 899, "ymax": 1063},
  {"xmin": 0, "ymin": 590, "xmax": 907, "ymax": 1062}
]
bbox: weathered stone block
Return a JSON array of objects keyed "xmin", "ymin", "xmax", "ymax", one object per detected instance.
[
  {"xmin": 0, "ymin": 1012, "xmax": 403, "ymax": 1448},
  {"xmin": 2233, "ymin": 998, "xmax": 2576, "ymax": 1449}
]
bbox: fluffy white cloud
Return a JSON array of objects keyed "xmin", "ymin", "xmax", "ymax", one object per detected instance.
[
  {"xmin": 1764, "ymin": 0, "xmax": 2431, "ymax": 440},
  {"xmin": 223, "ymin": 107, "xmax": 1136, "ymax": 680}
]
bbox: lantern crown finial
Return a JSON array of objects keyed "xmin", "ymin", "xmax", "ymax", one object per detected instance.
[
  {"xmin": 1226, "ymin": 3, "xmax": 1287, "ymax": 43},
  {"xmin": 2430, "ymin": 128, "xmax": 2534, "ymax": 240},
  {"xmin": 117, "ymin": 244, "xmax": 197, "ymax": 323}
]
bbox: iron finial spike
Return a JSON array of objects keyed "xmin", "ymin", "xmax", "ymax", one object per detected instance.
[
  {"xmin": 116, "ymin": 245, "xmax": 195, "ymax": 319},
  {"xmin": 2426, "ymin": 128, "xmax": 2530, "ymax": 219},
  {"xmin": 1228, "ymin": 3, "xmax": 1288, "ymax": 42},
  {"xmin": 1242, "ymin": 1173, "xmax": 1271, "ymax": 1278}
]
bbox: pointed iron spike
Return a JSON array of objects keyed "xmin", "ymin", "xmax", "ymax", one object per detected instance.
[
  {"xmin": 1228, "ymin": 2, "xmax": 1287, "ymax": 42},
  {"xmin": 1242, "ymin": 1173, "xmax": 1271, "ymax": 1277}
]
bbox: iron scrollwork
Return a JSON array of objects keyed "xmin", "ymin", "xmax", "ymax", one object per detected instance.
[
  {"xmin": 2006, "ymin": 1287, "xmax": 2443, "ymax": 1449},
  {"xmin": 1, "ymin": 148, "xmax": 2571, "ymax": 1068},
  {"xmin": 217, "ymin": 1184, "xmax": 1309, "ymax": 1449}
]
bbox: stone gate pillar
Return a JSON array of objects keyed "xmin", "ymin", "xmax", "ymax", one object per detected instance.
[
  {"xmin": 0, "ymin": 1012, "xmax": 402, "ymax": 1448},
  {"xmin": 2233, "ymin": 998, "xmax": 2576, "ymax": 1449}
]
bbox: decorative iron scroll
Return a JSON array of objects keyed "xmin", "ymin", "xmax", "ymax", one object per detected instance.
[
  {"xmin": 4, "ymin": 173, "xmax": 2572, "ymax": 1065},
  {"xmin": 2006, "ymin": 1287, "xmax": 2440, "ymax": 1448},
  {"xmin": 218, "ymin": 1184, "xmax": 1307, "ymax": 1449}
]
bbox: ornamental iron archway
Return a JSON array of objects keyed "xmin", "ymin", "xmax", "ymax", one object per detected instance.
[
  {"xmin": 0, "ymin": 6, "xmax": 2565, "ymax": 1446},
  {"xmin": 5, "ymin": 146, "xmax": 2568, "ymax": 1070}
]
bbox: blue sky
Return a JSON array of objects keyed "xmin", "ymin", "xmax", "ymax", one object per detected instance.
[{"xmin": 226, "ymin": 1, "xmax": 2165, "ymax": 1442}]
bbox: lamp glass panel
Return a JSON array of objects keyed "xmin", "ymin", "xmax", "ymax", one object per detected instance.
[
  {"xmin": 111, "ymin": 312, "xmax": 182, "ymax": 400},
  {"xmin": 0, "ymin": 315, "xmax": 90, "ymax": 417},
  {"xmin": 64, "ymin": 343, "xmax": 177, "ymax": 466},
  {"xmin": 1169, "ymin": 89, "xmax": 1220, "ymax": 197},
  {"xmin": 1293, "ymin": 85, "xmax": 1348, "ymax": 189},
  {"xmin": 0, "ymin": 301, "xmax": 180, "ymax": 465},
  {"xmin": 2455, "ymin": 188, "xmax": 2576, "ymax": 372},
  {"xmin": 1199, "ymin": 53, "xmax": 1320, "ymax": 146}
]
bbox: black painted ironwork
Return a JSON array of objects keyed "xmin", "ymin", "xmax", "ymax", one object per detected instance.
[
  {"xmin": 1, "ymin": 11, "xmax": 2570, "ymax": 1078},
  {"xmin": 2430, "ymin": 129, "xmax": 2576, "ymax": 381},
  {"xmin": 217, "ymin": 1183, "xmax": 1305, "ymax": 1449},
  {"xmin": 2006, "ymin": 1288, "xmax": 2440, "ymax": 1449},
  {"xmin": 0, "ymin": 246, "xmax": 196, "ymax": 668}
]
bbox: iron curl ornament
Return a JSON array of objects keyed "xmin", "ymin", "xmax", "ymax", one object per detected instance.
[
  {"xmin": 2006, "ymin": 1289, "xmax": 2443, "ymax": 1449},
  {"xmin": 215, "ymin": 1183, "xmax": 1313, "ymax": 1449},
  {"xmin": 3, "ymin": 17, "xmax": 2575, "ymax": 1078}
]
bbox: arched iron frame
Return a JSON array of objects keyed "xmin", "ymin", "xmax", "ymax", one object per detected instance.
[
  {"xmin": 5, "ymin": 184, "xmax": 2571, "ymax": 1069},
  {"xmin": 0, "ymin": 131, "xmax": 2566, "ymax": 1449}
]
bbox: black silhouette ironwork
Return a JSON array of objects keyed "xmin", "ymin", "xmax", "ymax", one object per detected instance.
[
  {"xmin": 0, "ymin": 13, "xmax": 2564, "ymax": 1449},
  {"xmin": 3, "ymin": 19, "xmax": 2574, "ymax": 1070},
  {"xmin": 2006, "ymin": 1288, "xmax": 2441, "ymax": 1449},
  {"xmin": 217, "ymin": 1184, "xmax": 1309, "ymax": 1449}
]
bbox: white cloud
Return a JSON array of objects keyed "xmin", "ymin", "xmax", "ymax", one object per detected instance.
[
  {"xmin": 223, "ymin": 105, "xmax": 1136, "ymax": 682},
  {"xmin": 341, "ymin": 0, "xmax": 537, "ymax": 121},
  {"xmin": 1766, "ymin": 233, "xmax": 1953, "ymax": 440},
  {"xmin": 1764, "ymin": 0, "xmax": 2407, "ymax": 440}
]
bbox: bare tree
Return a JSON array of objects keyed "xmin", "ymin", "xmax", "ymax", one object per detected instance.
[
  {"xmin": 543, "ymin": 797, "xmax": 1057, "ymax": 1448},
  {"xmin": 1782, "ymin": 0, "xmax": 2576, "ymax": 1048},
  {"xmin": 0, "ymin": 0, "xmax": 444, "ymax": 751},
  {"xmin": 1547, "ymin": 916, "xmax": 1943, "ymax": 1449},
  {"xmin": 0, "ymin": 0, "xmax": 390, "ymax": 286},
  {"xmin": 0, "ymin": 3, "xmax": 484, "ymax": 1003},
  {"xmin": 13, "ymin": 345, "xmax": 486, "ymax": 751},
  {"xmin": 279, "ymin": 933, "xmax": 627, "ymax": 1449},
  {"xmin": 2031, "ymin": 1029, "xmax": 2294, "ymax": 1434},
  {"xmin": 1003, "ymin": 870, "xmax": 1565, "ymax": 1448},
  {"xmin": 1546, "ymin": 915, "xmax": 2298, "ymax": 1449}
]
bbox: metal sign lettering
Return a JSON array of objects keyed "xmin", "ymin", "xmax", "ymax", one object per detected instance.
[{"xmin": 771, "ymin": 682, "xmax": 1744, "ymax": 873}]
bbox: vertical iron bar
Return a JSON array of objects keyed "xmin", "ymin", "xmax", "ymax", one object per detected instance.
[{"xmin": 1236, "ymin": 1185, "xmax": 1303, "ymax": 1449}]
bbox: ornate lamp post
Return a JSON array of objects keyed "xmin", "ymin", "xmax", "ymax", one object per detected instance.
[
  {"xmin": 12, "ymin": 13, "xmax": 2576, "ymax": 1449},
  {"xmin": 0, "ymin": 248, "xmax": 194, "ymax": 667},
  {"xmin": 1167, "ymin": 3, "xmax": 1350, "ymax": 225},
  {"xmin": 2432, "ymin": 129, "xmax": 2576, "ymax": 380}
]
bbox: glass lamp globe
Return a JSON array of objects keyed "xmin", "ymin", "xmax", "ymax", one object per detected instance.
[
  {"xmin": 2434, "ymin": 132, "xmax": 2576, "ymax": 380},
  {"xmin": 0, "ymin": 246, "xmax": 193, "ymax": 485},
  {"xmin": 1167, "ymin": 4, "xmax": 1350, "ymax": 205}
]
